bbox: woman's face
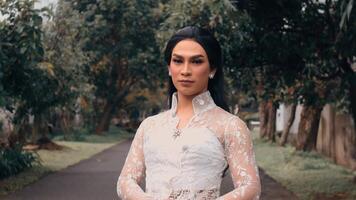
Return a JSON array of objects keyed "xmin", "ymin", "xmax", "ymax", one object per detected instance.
[{"xmin": 169, "ymin": 39, "xmax": 215, "ymax": 97}]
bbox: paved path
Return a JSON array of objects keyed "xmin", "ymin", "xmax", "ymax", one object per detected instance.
[{"xmin": 4, "ymin": 140, "xmax": 298, "ymax": 200}]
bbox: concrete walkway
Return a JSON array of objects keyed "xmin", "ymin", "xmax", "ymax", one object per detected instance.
[{"xmin": 4, "ymin": 140, "xmax": 298, "ymax": 200}]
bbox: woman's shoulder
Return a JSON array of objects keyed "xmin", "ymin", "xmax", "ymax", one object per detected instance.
[{"xmin": 210, "ymin": 106, "xmax": 249, "ymax": 129}]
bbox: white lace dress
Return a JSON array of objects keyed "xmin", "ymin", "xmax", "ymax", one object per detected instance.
[{"xmin": 117, "ymin": 91, "xmax": 261, "ymax": 200}]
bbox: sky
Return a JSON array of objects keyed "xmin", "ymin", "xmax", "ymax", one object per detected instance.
[
  {"xmin": 35, "ymin": 0, "xmax": 58, "ymax": 9},
  {"xmin": 0, "ymin": 0, "xmax": 58, "ymax": 20}
]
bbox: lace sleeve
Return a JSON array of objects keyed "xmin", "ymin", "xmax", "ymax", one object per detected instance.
[
  {"xmin": 217, "ymin": 117, "xmax": 261, "ymax": 200},
  {"xmin": 117, "ymin": 118, "xmax": 154, "ymax": 200}
]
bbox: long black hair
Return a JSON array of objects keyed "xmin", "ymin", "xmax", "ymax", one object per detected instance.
[{"xmin": 164, "ymin": 26, "xmax": 229, "ymax": 112}]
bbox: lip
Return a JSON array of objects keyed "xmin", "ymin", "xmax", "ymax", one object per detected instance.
[
  {"xmin": 178, "ymin": 80, "xmax": 194, "ymax": 86},
  {"xmin": 178, "ymin": 80, "xmax": 195, "ymax": 83}
]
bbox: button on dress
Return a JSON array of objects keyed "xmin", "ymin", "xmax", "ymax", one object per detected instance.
[{"xmin": 117, "ymin": 91, "xmax": 261, "ymax": 200}]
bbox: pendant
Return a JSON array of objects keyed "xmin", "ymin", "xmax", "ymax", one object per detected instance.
[{"xmin": 173, "ymin": 128, "xmax": 181, "ymax": 139}]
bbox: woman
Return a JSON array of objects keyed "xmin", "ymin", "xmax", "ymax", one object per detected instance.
[{"xmin": 117, "ymin": 26, "xmax": 261, "ymax": 200}]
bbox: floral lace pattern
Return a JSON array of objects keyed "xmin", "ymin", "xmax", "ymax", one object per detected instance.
[
  {"xmin": 117, "ymin": 90, "xmax": 261, "ymax": 200},
  {"xmin": 168, "ymin": 188, "xmax": 219, "ymax": 200}
]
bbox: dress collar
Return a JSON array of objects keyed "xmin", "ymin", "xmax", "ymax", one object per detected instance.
[{"xmin": 170, "ymin": 90, "xmax": 216, "ymax": 117}]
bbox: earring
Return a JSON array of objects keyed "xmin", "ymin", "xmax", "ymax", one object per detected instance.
[
  {"xmin": 209, "ymin": 73, "xmax": 214, "ymax": 79},
  {"xmin": 168, "ymin": 71, "xmax": 172, "ymax": 76}
]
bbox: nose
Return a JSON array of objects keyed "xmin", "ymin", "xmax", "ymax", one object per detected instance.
[{"xmin": 180, "ymin": 62, "xmax": 192, "ymax": 76}]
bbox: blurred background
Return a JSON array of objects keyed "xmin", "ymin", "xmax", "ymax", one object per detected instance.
[{"xmin": 0, "ymin": 0, "xmax": 355, "ymax": 199}]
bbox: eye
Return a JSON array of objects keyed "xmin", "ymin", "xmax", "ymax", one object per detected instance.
[
  {"xmin": 172, "ymin": 58, "xmax": 182, "ymax": 64},
  {"xmin": 192, "ymin": 59, "xmax": 203, "ymax": 64}
]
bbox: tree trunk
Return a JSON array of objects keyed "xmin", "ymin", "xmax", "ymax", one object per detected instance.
[
  {"xmin": 266, "ymin": 100, "xmax": 277, "ymax": 142},
  {"xmin": 95, "ymin": 101, "xmax": 114, "ymax": 134},
  {"xmin": 317, "ymin": 104, "xmax": 335, "ymax": 157},
  {"xmin": 60, "ymin": 108, "xmax": 71, "ymax": 139},
  {"xmin": 31, "ymin": 113, "xmax": 50, "ymax": 143},
  {"xmin": 349, "ymin": 73, "xmax": 356, "ymax": 131},
  {"xmin": 279, "ymin": 103, "xmax": 297, "ymax": 146},
  {"xmin": 95, "ymin": 87, "xmax": 130, "ymax": 135},
  {"xmin": 32, "ymin": 112, "xmax": 62, "ymax": 150},
  {"xmin": 296, "ymin": 104, "xmax": 323, "ymax": 151},
  {"xmin": 31, "ymin": 114, "xmax": 41, "ymax": 143},
  {"xmin": 12, "ymin": 117, "xmax": 30, "ymax": 145},
  {"xmin": 339, "ymin": 58, "xmax": 356, "ymax": 131},
  {"xmin": 259, "ymin": 100, "xmax": 268, "ymax": 138}
]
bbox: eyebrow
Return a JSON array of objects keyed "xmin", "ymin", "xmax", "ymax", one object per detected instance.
[{"xmin": 172, "ymin": 54, "xmax": 204, "ymax": 59}]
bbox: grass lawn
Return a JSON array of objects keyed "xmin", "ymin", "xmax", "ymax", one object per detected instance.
[
  {"xmin": 0, "ymin": 126, "xmax": 133, "ymax": 197},
  {"xmin": 252, "ymin": 129, "xmax": 356, "ymax": 200}
]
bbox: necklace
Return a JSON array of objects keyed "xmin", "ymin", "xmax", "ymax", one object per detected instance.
[{"xmin": 173, "ymin": 128, "xmax": 182, "ymax": 139}]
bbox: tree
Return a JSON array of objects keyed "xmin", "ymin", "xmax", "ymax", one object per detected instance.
[
  {"xmin": 43, "ymin": 0, "xmax": 92, "ymax": 136},
  {"xmin": 235, "ymin": 0, "xmax": 356, "ymax": 150},
  {"xmin": 0, "ymin": 0, "xmax": 59, "ymax": 144},
  {"xmin": 71, "ymin": 0, "xmax": 163, "ymax": 134}
]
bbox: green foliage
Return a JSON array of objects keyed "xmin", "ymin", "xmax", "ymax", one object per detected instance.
[
  {"xmin": 0, "ymin": 0, "xmax": 353, "ymax": 146},
  {"xmin": 0, "ymin": 145, "xmax": 38, "ymax": 179},
  {"xmin": 42, "ymin": 0, "xmax": 93, "ymax": 134},
  {"xmin": 43, "ymin": 0, "xmax": 92, "ymax": 102},
  {"xmin": 69, "ymin": 0, "xmax": 164, "ymax": 131},
  {"xmin": 72, "ymin": 0, "xmax": 162, "ymax": 94},
  {"xmin": 52, "ymin": 125, "xmax": 132, "ymax": 143},
  {"xmin": 236, "ymin": 0, "xmax": 356, "ymax": 110},
  {"xmin": 0, "ymin": 0, "xmax": 59, "ymax": 124},
  {"xmin": 53, "ymin": 127, "xmax": 91, "ymax": 142}
]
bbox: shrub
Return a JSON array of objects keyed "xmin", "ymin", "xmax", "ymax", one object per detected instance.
[{"xmin": 0, "ymin": 145, "xmax": 38, "ymax": 179}]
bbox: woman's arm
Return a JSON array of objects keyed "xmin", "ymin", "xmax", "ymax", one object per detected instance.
[
  {"xmin": 217, "ymin": 117, "xmax": 261, "ymax": 200},
  {"xmin": 117, "ymin": 119, "xmax": 154, "ymax": 200}
]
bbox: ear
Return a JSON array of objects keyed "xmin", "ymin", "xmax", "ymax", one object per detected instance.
[
  {"xmin": 167, "ymin": 66, "xmax": 171, "ymax": 76},
  {"xmin": 210, "ymin": 68, "xmax": 217, "ymax": 76}
]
